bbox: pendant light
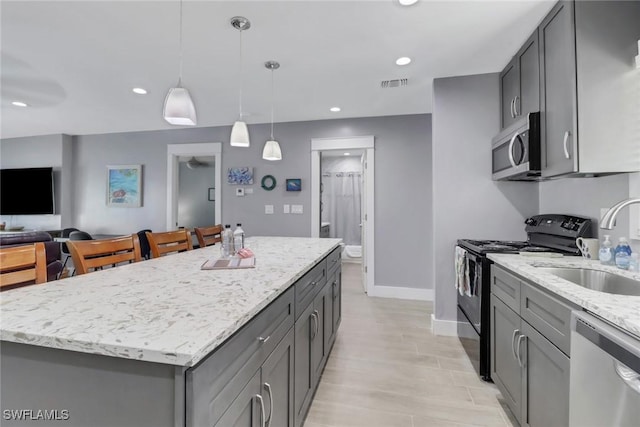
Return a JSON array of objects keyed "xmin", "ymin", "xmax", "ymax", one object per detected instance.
[
  {"xmin": 262, "ymin": 61, "xmax": 282, "ymax": 161},
  {"xmin": 163, "ymin": 0, "xmax": 197, "ymax": 126},
  {"xmin": 230, "ymin": 16, "xmax": 251, "ymax": 147}
]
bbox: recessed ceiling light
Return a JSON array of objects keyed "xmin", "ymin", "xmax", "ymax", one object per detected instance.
[
  {"xmin": 396, "ymin": 57, "xmax": 412, "ymax": 66},
  {"xmin": 399, "ymin": 0, "xmax": 418, "ymax": 5},
  {"xmin": 330, "ymin": 107, "xmax": 341, "ymax": 112},
  {"xmin": 344, "ymin": 152, "xmax": 350, "ymax": 156},
  {"xmin": 132, "ymin": 88, "xmax": 148, "ymax": 95},
  {"xmin": 12, "ymin": 101, "xmax": 28, "ymax": 107}
]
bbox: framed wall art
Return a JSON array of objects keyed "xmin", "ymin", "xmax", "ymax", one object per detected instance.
[
  {"xmin": 286, "ymin": 178, "xmax": 302, "ymax": 191},
  {"xmin": 107, "ymin": 165, "xmax": 142, "ymax": 207},
  {"xmin": 227, "ymin": 167, "xmax": 254, "ymax": 185}
]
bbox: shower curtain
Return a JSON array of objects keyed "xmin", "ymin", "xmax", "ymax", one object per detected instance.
[{"xmin": 322, "ymin": 171, "xmax": 362, "ymax": 246}]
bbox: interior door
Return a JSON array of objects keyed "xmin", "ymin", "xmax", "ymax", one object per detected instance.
[{"xmin": 360, "ymin": 152, "xmax": 367, "ymax": 293}]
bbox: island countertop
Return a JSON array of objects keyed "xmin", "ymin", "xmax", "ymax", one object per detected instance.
[
  {"xmin": 0, "ymin": 237, "xmax": 342, "ymax": 367},
  {"xmin": 487, "ymin": 253, "xmax": 640, "ymax": 338}
]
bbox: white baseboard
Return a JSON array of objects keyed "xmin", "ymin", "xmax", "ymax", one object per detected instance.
[
  {"xmin": 430, "ymin": 314, "xmax": 477, "ymax": 339},
  {"xmin": 367, "ymin": 285, "xmax": 433, "ymax": 301}
]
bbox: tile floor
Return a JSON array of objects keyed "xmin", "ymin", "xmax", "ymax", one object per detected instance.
[{"xmin": 304, "ymin": 262, "xmax": 517, "ymax": 427}]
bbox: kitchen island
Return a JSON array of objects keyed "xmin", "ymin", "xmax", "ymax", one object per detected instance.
[{"xmin": 1, "ymin": 236, "xmax": 343, "ymax": 427}]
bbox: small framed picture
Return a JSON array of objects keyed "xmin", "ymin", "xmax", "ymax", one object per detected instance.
[
  {"xmin": 107, "ymin": 165, "xmax": 142, "ymax": 207},
  {"xmin": 208, "ymin": 188, "xmax": 215, "ymax": 201},
  {"xmin": 286, "ymin": 178, "xmax": 302, "ymax": 192},
  {"xmin": 227, "ymin": 167, "xmax": 254, "ymax": 185}
]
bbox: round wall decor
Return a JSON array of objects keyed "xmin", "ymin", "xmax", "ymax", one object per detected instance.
[{"xmin": 261, "ymin": 175, "xmax": 276, "ymax": 191}]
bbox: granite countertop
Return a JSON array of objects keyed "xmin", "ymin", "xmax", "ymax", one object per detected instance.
[
  {"xmin": 488, "ymin": 253, "xmax": 640, "ymax": 338},
  {"xmin": 0, "ymin": 237, "xmax": 342, "ymax": 367}
]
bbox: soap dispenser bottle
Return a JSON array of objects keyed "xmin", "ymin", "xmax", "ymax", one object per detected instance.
[
  {"xmin": 598, "ymin": 235, "xmax": 615, "ymax": 266},
  {"xmin": 614, "ymin": 237, "xmax": 632, "ymax": 270}
]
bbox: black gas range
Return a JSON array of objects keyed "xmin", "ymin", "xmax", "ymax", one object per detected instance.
[{"xmin": 455, "ymin": 214, "xmax": 593, "ymax": 381}]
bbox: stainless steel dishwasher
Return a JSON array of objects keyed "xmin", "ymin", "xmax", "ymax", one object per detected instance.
[{"xmin": 570, "ymin": 311, "xmax": 640, "ymax": 427}]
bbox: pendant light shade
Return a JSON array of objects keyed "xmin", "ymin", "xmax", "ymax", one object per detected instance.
[
  {"xmin": 164, "ymin": 0, "xmax": 196, "ymax": 126},
  {"xmin": 262, "ymin": 60, "xmax": 282, "ymax": 161},
  {"xmin": 230, "ymin": 121, "xmax": 250, "ymax": 147},
  {"xmin": 230, "ymin": 16, "xmax": 251, "ymax": 147},
  {"xmin": 262, "ymin": 140, "xmax": 282, "ymax": 161},
  {"xmin": 164, "ymin": 86, "xmax": 197, "ymax": 126}
]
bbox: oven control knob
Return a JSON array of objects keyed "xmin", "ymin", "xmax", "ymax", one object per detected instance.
[{"xmin": 525, "ymin": 218, "xmax": 536, "ymax": 226}]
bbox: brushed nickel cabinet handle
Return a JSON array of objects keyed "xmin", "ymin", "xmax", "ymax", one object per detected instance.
[
  {"xmin": 264, "ymin": 382, "xmax": 274, "ymax": 427},
  {"xmin": 511, "ymin": 329, "xmax": 520, "ymax": 361},
  {"xmin": 310, "ymin": 312, "xmax": 318, "ymax": 340},
  {"xmin": 258, "ymin": 335, "xmax": 270, "ymax": 344},
  {"xmin": 563, "ymin": 131, "xmax": 571, "ymax": 159},
  {"xmin": 255, "ymin": 394, "xmax": 266, "ymax": 427},
  {"xmin": 514, "ymin": 95, "xmax": 520, "ymax": 116},
  {"xmin": 516, "ymin": 334, "xmax": 526, "ymax": 368}
]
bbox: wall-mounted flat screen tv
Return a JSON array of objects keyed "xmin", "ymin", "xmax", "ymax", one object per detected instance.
[{"xmin": 0, "ymin": 167, "xmax": 55, "ymax": 215}]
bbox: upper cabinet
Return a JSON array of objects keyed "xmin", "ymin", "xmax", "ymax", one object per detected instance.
[
  {"xmin": 500, "ymin": 30, "xmax": 540, "ymax": 130},
  {"xmin": 539, "ymin": 0, "xmax": 640, "ymax": 178}
]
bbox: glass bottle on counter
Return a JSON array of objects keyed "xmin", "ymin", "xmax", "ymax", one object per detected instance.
[
  {"xmin": 598, "ymin": 235, "xmax": 615, "ymax": 266},
  {"xmin": 614, "ymin": 237, "xmax": 632, "ymax": 270},
  {"xmin": 222, "ymin": 224, "xmax": 234, "ymax": 257},
  {"xmin": 233, "ymin": 224, "xmax": 245, "ymax": 251}
]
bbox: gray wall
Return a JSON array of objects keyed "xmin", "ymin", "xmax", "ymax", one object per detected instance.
[
  {"xmin": 1, "ymin": 114, "xmax": 432, "ymax": 291},
  {"xmin": 432, "ymin": 73, "xmax": 539, "ymax": 322},
  {"xmin": 539, "ymin": 174, "xmax": 639, "ymax": 252}
]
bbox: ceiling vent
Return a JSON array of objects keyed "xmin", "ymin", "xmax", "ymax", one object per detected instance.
[{"xmin": 380, "ymin": 78, "xmax": 408, "ymax": 88}]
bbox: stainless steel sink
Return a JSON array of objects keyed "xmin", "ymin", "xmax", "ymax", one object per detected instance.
[{"xmin": 536, "ymin": 267, "xmax": 640, "ymax": 296}]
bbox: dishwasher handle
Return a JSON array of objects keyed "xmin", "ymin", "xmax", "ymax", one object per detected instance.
[{"xmin": 574, "ymin": 312, "xmax": 640, "ymax": 381}]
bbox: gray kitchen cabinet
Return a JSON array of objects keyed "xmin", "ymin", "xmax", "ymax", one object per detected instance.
[
  {"xmin": 214, "ymin": 370, "xmax": 263, "ymax": 427},
  {"xmin": 539, "ymin": 0, "xmax": 640, "ymax": 177},
  {"xmin": 294, "ymin": 286, "xmax": 328, "ymax": 427},
  {"xmin": 325, "ymin": 267, "xmax": 342, "ymax": 350},
  {"xmin": 520, "ymin": 321, "xmax": 570, "ymax": 427},
  {"xmin": 490, "ymin": 294, "xmax": 523, "ymax": 425},
  {"xmin": 490, "ymin": 264, "xmax": 574, "ymax": 426},
  {"xmin": 500, "ymin": 30, "xmax": 540, "ymax": 130},
  {"xmin": 262, "ymin": 329, "xmax": 295, "ymax": 427}
]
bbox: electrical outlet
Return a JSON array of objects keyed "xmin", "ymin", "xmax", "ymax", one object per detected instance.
[
  {"xmin": 245, "ymin": 188, "xmax": 254, "ymax": 194},
  {"xmin": 291, "ymin": 205, "xmax": 303, "ymax": 214},
  {"xmin": 265, "ymin": 205, "xmax": 274, "ymax": 214},
  {"xmin": 283, "ymin": 204, "xmax": 290, "ymax": 214}
]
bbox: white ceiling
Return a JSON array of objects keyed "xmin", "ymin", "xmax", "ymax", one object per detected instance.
[{"xmin": 0, "ymin": 0, "xmax": 556, "ymax": 139}]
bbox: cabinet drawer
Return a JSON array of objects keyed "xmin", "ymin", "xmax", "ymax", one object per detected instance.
[
  {"xmin": 186, "ymin": 287, "xmax": 294, "ymax": 427},
  {"xmin": 326, "ymin": 247, "xmax": 341, "ymax": 276},
  {"xmin": 295, "ymin": 260, "xmax": 326, "ymax": 319},
  {"xmin": 520, "ymin": 281, "xmax": 575, "ymax": 356},
  {"xmin": 491, "ymin": 265, "xmax": 521, "ymax": 314}
]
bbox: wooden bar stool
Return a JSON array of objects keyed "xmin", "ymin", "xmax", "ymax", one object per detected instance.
[
  {"xmin": 66, "ymin": 234, "xmax": 142, "ymax": 275},
  {"xmin": 194, "ymin": 224, "xmax": 223, "ymax": 248},
  {"xmin": 146, "ymin": 230, "xmax": 193, "ymax": 258},
  {"xmin": 0, "ymin": 242, "xmax": 48, "ymax": 290}
]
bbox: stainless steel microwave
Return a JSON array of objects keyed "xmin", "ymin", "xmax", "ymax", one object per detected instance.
[{"xmin": 491, "ymin": 112, "xmax": 541, "ymax": 181}]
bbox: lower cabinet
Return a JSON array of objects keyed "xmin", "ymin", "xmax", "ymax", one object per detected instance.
[
  {"xmin": 215, "ymin": 329, "xmax": 295, "ymax": 427},
  {"xmin": 188, "ymin": 249, "xmax": 342, "ymax": 427},
  {"xmin": 490, "ymin": 265, "xmax": 572, "ymax": 427}
]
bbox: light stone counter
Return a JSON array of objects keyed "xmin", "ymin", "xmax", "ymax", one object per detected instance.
[
  {"xmin": 0, "ymin": 236, "xmax": 342, "ymax": 367},
  {"xmin": 487, "ymin": 253, "xmax": 640, "ymax": 338}
]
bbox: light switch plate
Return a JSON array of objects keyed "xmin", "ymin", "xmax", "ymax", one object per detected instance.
[
  {"xmin": 291, "ymin": 204, "xmax": 303, "ymax": 214},
  {"xmin": 245, "ymin": 188, "xmax": 254, "ymax": 194},
  {"xmin": 283, "ymin": 204, "xmax": 290, "ymax": 214},
  {"xmin": 265, "ymin": 205, "xmax": 274, "ymax": 214}
]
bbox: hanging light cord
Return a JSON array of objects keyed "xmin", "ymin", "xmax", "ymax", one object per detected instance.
[
  {"xmin": 178, "ymin": 0, "xmax": 184, "ymax": 86},
  {"xmin": 238, "ymin": 28, "xmax": 244, "ymax": 119},
  {"xmin": 270, "ymin": 68, "xmax": 275, "ymax": 140}
]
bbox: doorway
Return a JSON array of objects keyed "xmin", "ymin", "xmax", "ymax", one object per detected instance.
[
  {"xmin": 311, "ymin": 136, "xmax": 374, "ymax": 295},
  {"xmin": 166, "ymin": 143, "xmax": 222, "ymax": 231}
]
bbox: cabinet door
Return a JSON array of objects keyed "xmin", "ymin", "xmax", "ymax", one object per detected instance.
[
  {"xmin": 214, "ymin": 370, "xmax": 263, "ymax": 427},
  {"xmin": 293, "ymin": 303, "xmax": 314, "ymax": 427},
  {"xmin": 324, "ymin": 274, "xmax": 335, "ymax": 352},
  {"xmin": 490, "ymin": 294, "xmax": 522, "ymax": 425},
  {"xmin": 311, "ymin": 286, "xmax": 327, "ymax": 382},
  {"xmin": 520, "ymin": 321, "xmax": 570, "ymax": 427},
  {"xmin": 262, "ymin": 329, "xmax": 294, "ymax": 427},
  {"xmin": 540, "ymin": 0, "xmax": 577, "ymax": 177},
  {"xmin": 516, "ymin": 30, "xmax": 540, "ymax": 119},
  {"xmin": 331, "ymin": 269, "xmax": 342, "ymax": 341},
  {"xmin": 500, "ymin": 58, "xmax": 519, "ymax": 129}
]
